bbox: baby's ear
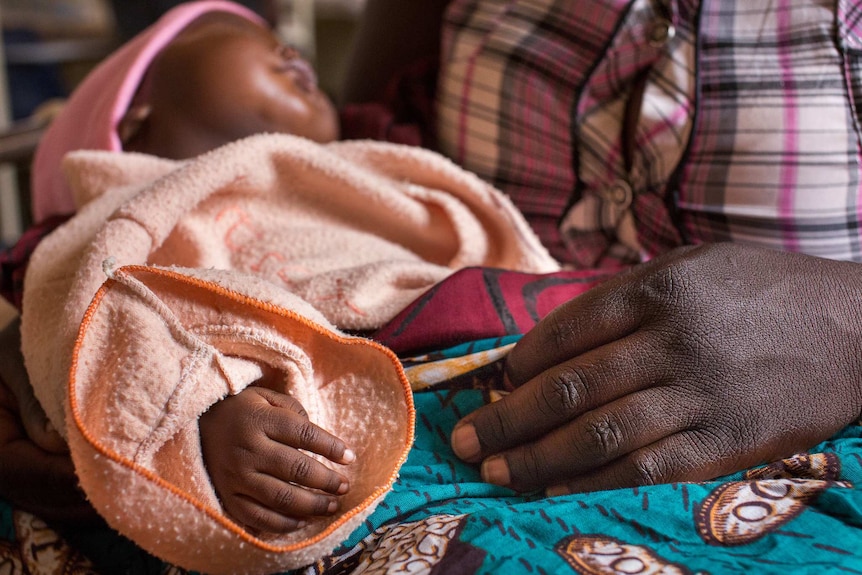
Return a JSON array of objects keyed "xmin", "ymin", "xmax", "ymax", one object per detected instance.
[{"xmin": 117, "ymin": 104, "xmax": 152, "ymax": 147}]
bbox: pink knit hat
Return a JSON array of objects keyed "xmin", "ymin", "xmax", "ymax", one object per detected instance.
[{"xmin": 31, "ymin": 1, "xmax": 265, "ymax": 223}]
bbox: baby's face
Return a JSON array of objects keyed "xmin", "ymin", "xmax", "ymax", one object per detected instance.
[{"xmin": 126, "ymin": 12, "xmax": 339, "ymax": 158}]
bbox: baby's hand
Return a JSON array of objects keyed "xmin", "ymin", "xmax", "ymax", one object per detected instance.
[{"xmin": 200, "ymin": 386, "xmax": 354, "ymax": 534}]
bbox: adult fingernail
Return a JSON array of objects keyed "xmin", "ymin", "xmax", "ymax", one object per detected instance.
[
  {"xmin": 451, "ymin": 423, "xmax": 481, "ymax": 461},
  {"xmin": 327, "ymin": 499, "xmax": 339, "ymax": 514},
  {"xmin": 546, "ymin": 484, "xmax": 570, "ymax": 497},
  {"xmin": 502, "ymin": 372, "xmax": 515, "ymax": 391},
  {"xmin": 337, "ymin": 481, "xmax": 349, "ymax": 495},
  {"xmin": 481, "ymin": 456, "xmax": 511, "ymax": 486}
]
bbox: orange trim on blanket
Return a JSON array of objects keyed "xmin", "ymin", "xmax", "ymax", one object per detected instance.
[{"xmin": 68, "ymin": 264, "xmax": 416, "ymax": 554}]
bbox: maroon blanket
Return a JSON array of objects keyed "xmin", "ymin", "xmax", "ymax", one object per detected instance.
[{"xmin": 374, "ymin": 266, "xmax": 623, "ymax": 355}]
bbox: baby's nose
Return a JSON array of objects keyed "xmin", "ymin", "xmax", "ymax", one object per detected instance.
[{"xmin": 278, "ymin": 44, "xmax": 301, "ymax": 60}]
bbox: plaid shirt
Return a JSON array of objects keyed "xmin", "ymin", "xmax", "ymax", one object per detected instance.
[{"xmin": 438, "ymin": 0, "xmax": 862, "ymax": 267}]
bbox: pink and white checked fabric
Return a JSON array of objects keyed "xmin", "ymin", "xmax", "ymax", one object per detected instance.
[{"xmin": 437, "ymin": 0, "xmax": 862, "ymax": 266}]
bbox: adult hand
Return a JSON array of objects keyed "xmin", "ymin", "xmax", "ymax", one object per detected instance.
[
  {"xmin": 200, "ymin": 386, "xmax": 355, "ymax": 534},
  {"xmin": 0, "ymin": 318, "xmax": 66, "ymax": 454},
  {"xmin": 451, "ymin": 243, "xmax": 862, "ymax": 494},
  {"xmin": 0, "ymin": 318, "xmax": 96, "ymax": 523}
]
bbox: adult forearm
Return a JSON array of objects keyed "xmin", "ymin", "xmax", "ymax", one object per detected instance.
[
  {"xmin": 0, "ymin": 316, "xmax": 66, "ymax": 453},
  {"xmin": 0, "ymin": 313, "xmax": 91, "ymax": 524},
  {"xmin": 0, "ymin": 316, "xmax": 28, "ymax": 410}
]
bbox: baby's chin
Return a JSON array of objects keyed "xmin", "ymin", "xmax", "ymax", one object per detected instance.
[{"xmin": 303, "ymin": 105, "xmax": 341, "ymax": 144}]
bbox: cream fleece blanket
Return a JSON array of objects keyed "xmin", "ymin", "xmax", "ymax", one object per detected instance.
[{"xmin": 21, "ymin": 134, "xmax": 559, "ymax": 574}]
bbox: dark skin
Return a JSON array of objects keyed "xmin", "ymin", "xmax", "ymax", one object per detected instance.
[
  {"xmin": 133, "ymin": 14, "xmax": 351, "ymax": 533},
  {"xmin": 450, "ymin": 243, "xmax": 862, "ymax": 493},
  {"xmin": 340, "ymin": 0, "xmax": 450, "ymax": 105},
  {"xmin": 199, "ymin": 384, "xmax": 354, "ymax": 533},
  {"xmin": 6, "ymin": 0, "xmax": 862, "ymax": 531},
  {"xmin": 0, "ymin": 318, "xmax": 95, "ymax": 524},
  {"xmin": 124, "ymin": 11, "xmax": 339, "ymax": 158},
  {"xmin": 0, "ymin": 11, "xmax": 349, "ymax": 533},
  {"xmin": 344, "ymin": 0, "xmax": 862, "ymax": 494}
]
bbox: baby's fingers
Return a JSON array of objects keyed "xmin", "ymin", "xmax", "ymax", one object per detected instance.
[
  {"xmin": 255, "ymin": 388, "xmax": 356, "ymax": 465},
  {"xmin": 261, "ymin": 446, "xmax": 350, "ymax": 496},
  {"xmin": 226, "ymin": 474, "xmax": 339, "ymax": 533},
  {"xmin": 276, "ymin": 419, "xmax": 355, "ymax": 466}
]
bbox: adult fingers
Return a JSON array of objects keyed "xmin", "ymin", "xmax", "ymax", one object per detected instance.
[
  {"xmin": 226, "ymin": 473, "xmax": 339, "ymax": 533},
  {"xmin": 0, "ymin": 413, "xmax": 97, "ymax": 524},
  {"xmin": 479, "ymin": 385, "xmax": 697, "ymax": 492},
  {"xmin": 0, "ymin": 318, "xmax": 67, "ymax": 454},
  {"xmin": 17, "ymin": 386, "xmax": 66, "ymax": 454},
  {"xmin": 545, "ymin": 429, "xmax": 733, "ymax": 495},
  {"xmin": 504, "ymin": 246, "xmax": 699, "ymax": 387},
  {"xmin": 504, "ymin": 266, "xmax": 647, "ymax": 387},
  {"xmin": 451, "ymin": 331, "xmax": 667, "ymax": 463}
]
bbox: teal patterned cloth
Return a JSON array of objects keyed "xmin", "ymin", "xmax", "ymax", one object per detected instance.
[
  {"xmin": 1, "ymin": 338, "xmax": 861, "ymax": 574},
  {"xmin": 303, "ymin": 390, "xmax": 862, "ymax": 574}
]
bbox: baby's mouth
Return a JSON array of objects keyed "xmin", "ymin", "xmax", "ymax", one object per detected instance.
[{"xmin": 284, "ymin": 58, "xmax": 318, "ymax": 93}]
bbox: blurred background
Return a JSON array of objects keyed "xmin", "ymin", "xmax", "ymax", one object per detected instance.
[{"xmin": 0, "ymin": 0, "xmax": 366, "ymax": 248}]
